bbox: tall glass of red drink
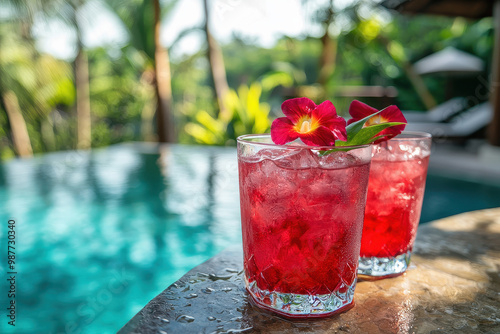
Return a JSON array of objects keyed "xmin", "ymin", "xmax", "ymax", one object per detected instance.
[
  {"xmin": 358, "ymin": 132, "xmax": 432, "ymax": 278},
  {"xmin": 237, "ymin": 134, "xmax": 372, "ymax": 318}
]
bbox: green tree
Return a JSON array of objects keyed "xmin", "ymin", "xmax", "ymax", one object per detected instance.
[
  {"xmin": 7, "ymin": 0, "xmax": 94, "ymax": 149},
  {"xmin": 70, "ymin": 0, "xmax": 93, "ymax": 149},
  {"xmin": 29, "ymin": 0, "xmax": 94, "ymax": 149},
  {"xmin": 105, "ymin": 0, "xmax": 177, "ymax": 142},
  {"xmin": 313, "ymin": 0, "xmax": 338, "ymax": 96},
  {"xmin": 0, "ymin": 5, "xmax": 75, "ymax": 158},
  {"xmin": 203, "ymin": 0, "xmax": 230, "ymax": 118}
]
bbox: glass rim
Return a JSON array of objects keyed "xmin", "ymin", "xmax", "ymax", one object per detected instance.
[
  {"xmin": 388, "ymin": 131, "xmax": 432, "ymax": 141},
  {"xmin": 236, "ymin": 134, "xmax": 371, "ymax": 150}
]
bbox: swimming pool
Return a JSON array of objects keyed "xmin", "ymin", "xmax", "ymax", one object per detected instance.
[{"xmin": 0, "ymin": 143, "xmax": 499, "ymax": 334}]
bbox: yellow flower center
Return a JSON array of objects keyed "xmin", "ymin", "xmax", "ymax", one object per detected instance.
[
  {"xmin": 300, "ymin": 120, "xmax": 311, "ymax": 133},
  {"xmin": 295, "ymin": 116, "xmax": 318, "ymax": 134},
  {"xmin": 366, "ymin": 114, "xmax": 386, "ymax": 126}
]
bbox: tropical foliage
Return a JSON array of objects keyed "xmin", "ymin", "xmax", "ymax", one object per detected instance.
[
  {"xmin": 185, "ymin": 83, "xmax": 271, "ymax": 145},
  {"xmin": 0, "ymin": 0, "xmax": 494, "ymax": 160}
]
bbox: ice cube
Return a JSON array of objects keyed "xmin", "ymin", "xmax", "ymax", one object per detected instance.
[
  {"xmin": 258, "ymin": 159, "xmax": 281, "ymax": 178},
  {"xmin": 374, "ymin": 139, "xmax": 431, "ymax": 162},
  {"xmin": 239, "ymin": 147, "xmax": 287, "ymax": 163},
  {"xmin": 257, "ymin": 148, "xmax": 286, "ymax": 161},
  {"xmin": 272, "ymin": 149, "xmax": 320, "ymax": 169},
  {"xmin": 318, "ymin": 151, "xmax": 359, "ymax": 169}
]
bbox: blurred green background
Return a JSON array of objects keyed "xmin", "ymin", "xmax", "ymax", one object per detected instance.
[{"xmin": 0, "ymin": 0, "xmax": 494, "ymax": 159}]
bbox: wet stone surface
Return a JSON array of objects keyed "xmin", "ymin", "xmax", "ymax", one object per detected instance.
[{"xmin": 118, "ymin": 209, "xmax": 500, "ymax": 334}]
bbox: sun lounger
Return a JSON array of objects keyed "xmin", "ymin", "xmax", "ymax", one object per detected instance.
[
  {"xmin": 405, "ymin": 102, "xmax": 492, "ymax": 137},
  {"xmin": 403, "ymin": 97, "xmax": 467, "ymax": 122}
]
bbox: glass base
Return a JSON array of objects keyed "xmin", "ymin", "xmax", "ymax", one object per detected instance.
[
  {"xmin": 358, "ymin": 251, "xmax": 411, "ymax": 279},
  {"xmin": 245, "ymin": 277, "xmax": 356, "ymax": 318}
]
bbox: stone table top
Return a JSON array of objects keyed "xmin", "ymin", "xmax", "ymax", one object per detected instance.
[{"xmin": 118, "ymin": 208, "xmax": 500, "ymax": 334}]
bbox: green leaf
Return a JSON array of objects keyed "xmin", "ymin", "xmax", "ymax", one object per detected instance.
[
  {"xmin": 338, "ymin": 122, "xmax": 406, "ymax": 146},
  {"xmin": 345, "ymin": 110, "xmax": 382, "ymax": 139},
  {"xmin": 371, "ymin": 134, "xmax": 391, "ymax": 142}
]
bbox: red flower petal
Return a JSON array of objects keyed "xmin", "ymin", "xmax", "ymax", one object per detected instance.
[
  {"xmin": 381, "ymin": 105, "xmax": 407, "ymax": 127},
  {"xmin": 270, "ymin": 117, "xmax": 299, "ymax": 145},
  {"xmin": 347, "ymin": 100, "xmax": 378, "ymax": 125},
  {"xmin": 311, "ymin": 100, "xmax": 347, "ymax": 141},
  {"xmin": 299, "ymin": 126, "xmax": 337, "ymax": 146},
  {"xmin": 373, "ymin": 105, "xmax": 407, "ymax": 142},
  {"xmin": 312, "ymin": 101, "xmax": 336, "ymax": 125},
  {"xmin": 281, "ymin": 97, "xmax": 316, "ymax": 123},
  {"xmin": 330, "ymin": 118, "xmax": 348, "ymax": 142}
]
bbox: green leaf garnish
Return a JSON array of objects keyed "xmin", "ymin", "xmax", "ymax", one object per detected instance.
[{"xmin": 337, "ymin": 122, "xmax": 406, "ymax": 146}]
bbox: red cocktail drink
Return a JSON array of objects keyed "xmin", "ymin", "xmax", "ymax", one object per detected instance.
[
  {"xmin": 237, "ymin": 134, "xmax": 371, "ymax": 318},
  {"xmin": 358, "ymin": 132, "xmax": 432, "ymax": 278}
]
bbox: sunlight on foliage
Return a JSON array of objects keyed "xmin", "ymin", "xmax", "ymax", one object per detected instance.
[
  {"xmin": 359, "ymin": 17, "xmax": 382, "ymax": 41},
  {"xmin": 185, "ymin": 83, "xmax": 271, "ymax": 145},
  {"xmin": 388, "ymin": 40, "xmax": 407, "ymax": 63}
]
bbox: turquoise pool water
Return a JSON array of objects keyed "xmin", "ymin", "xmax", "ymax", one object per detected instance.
[{"xmin": 0, "ymin": 144, "xmax": 499, "ymax": 334}]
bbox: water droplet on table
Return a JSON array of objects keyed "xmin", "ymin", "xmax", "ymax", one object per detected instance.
[
  {"xmin": 176, "ymin": 315, "xmax": 195, "ymax": 323},
  {"xmin": 207, "ymin": 316, "xmax": 216, "ymax": 321},
  {"xmin": 185, "ymin": 293, "xmax": 198, "ymax": 299},
  {"xmin": 209, "ymin": 273, "xmax": 233, "ymax": 281},
  {"xmin": 227, "ymin": 327, "xmax": 253, "ymax": 333},
  {"xmin": 156, "ymin": 317, "xmax": 169, "ymax": 323},
  {"xmin": 165, "ymin": 296, "xmax": 178, "ymax": 300}
]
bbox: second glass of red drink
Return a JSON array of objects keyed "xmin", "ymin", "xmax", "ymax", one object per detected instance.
[{"xmin": 358, "ymin": 132, "xmax": 432, "ymax": 278}]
